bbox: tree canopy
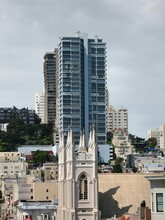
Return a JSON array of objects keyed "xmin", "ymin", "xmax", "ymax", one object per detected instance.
[
  {"xmin": 32, "ymin": 150, "xmax": 52, "ymax": 165},
  {"xmin": 112, "ymin": 157, "xmax": 123, "ymax": 173},
  {"xmin": 0, "ymin": 119, "xmax": 54, "ymax": 151}
]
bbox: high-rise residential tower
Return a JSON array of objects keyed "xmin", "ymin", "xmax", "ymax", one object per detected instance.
[
  {"xmin": 35, "ymin": 91, "xmax": 45, "ymax": 123},
  {"xmin": 57, "ymin": 33, "xmax": 107, "ymax": 145},
  {"xmin": 43, "ymin": 50, "xmax": 57, "ymax": 125}
]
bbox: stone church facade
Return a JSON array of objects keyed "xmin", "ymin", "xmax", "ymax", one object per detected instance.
[{"xmin": 57, "ymin": 129, "xmax": 100, "ymax": 220}]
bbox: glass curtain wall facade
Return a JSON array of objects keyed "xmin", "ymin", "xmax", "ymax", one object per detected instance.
[{"xmin": 58, "ymin": 34, "xmax": 107, "ymax": 145}]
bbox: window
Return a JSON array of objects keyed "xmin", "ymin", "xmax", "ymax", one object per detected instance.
[
  {"xmin": 152, "ymin": 193, "xmax": 154, "ymax": 212},
  {"xmin": 24, "ymin": 215, "xmax": 32, "ymax": 220},
  {"xmin": 156, "ymin": 193, "xmax": 163, "ymax": 212},
  {"xmin": 41, "ymin": 214, "xmax": 49, "ymax": 220},
  {"xmin": 79, "ymin": 173, "xmax": 88, "ymax": 200}
]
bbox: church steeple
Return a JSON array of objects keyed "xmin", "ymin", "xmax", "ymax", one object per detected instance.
[
  {"xmin": 57, "ymin": 129, "xmax": 100, "ymax": 220},
  {"xmin": 78, "ymin": 130, "xmax": 86, "ymax": 152}
]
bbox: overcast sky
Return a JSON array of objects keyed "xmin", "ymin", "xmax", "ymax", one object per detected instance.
[{"xmin": 0, "ymin": 0, "xmax": 165, "ymax": 138}]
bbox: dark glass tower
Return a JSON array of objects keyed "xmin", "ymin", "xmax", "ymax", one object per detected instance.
[{"xmin": 43, "ymin": 50, "xmax": 57, "ymax": 125}]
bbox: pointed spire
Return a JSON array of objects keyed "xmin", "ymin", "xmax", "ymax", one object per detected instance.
[
  {"xmin": 70, "ymin": 129, "xmax": 73, "ymax": 146},
  {"xmin": 79, "ymin": 132, "xmax": 82, "ymax": 150},
  {"xmin": 92, "ymin": 126, "xmax": 96, "ymax": 144},
  {"xmin": 88, "ymin": 127, "xmax": 92, "ymax": 147},
  {"xmin": 61, "ymin": 132, "xmax": 65, "ymax": 148},
  {"xmin": 78, "ymin": 130, "xmax": 86, "ymax": 152},
  {"xmin": 82, "ymin": 130, "xmax": 85, "ymax": 149},
  {"xmin": 66, "ymin": 129, "xmax": 70, "ymax": 147}
]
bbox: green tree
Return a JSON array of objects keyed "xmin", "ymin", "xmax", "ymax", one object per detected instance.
[
  {"xmin": 0, "ymin": 189, "xmax": 4, "ymax": 203},
  {"xmin": 132, "ymin": 166, "xmax": 138, "ymax": 173},
  {"xmin": 146, "ymin": 137, "xmax": 157, "ymax": 150},
  {"xmin": 32, "ymin": 150, "xmax": 51, "ymax": 165},
  {"xmin": 112, "ymin": 157, "xmax": 123, "ymax": 173},
  {"xmin": 0, "ymin": 119, "xmax": 54, "ymax": 151},
  {"xmin": 129, "ymin": 134, "xmax": 146, "ymax": 153}
]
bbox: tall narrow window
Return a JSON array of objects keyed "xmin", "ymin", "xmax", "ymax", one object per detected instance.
[
  {"xmin": 151, "ymin": 193, "xmax": 154, "ymax": 212},
  {"xmin": 156, "ymin": 193, "xmax": 163, "ymax": 212},
  {"xmin": 41, "ymin": 214, "xmax": 49, "ymax": 220},
  {"xmin": 79, "ymin": 173, "xmax": 88, "ymax": 200}
]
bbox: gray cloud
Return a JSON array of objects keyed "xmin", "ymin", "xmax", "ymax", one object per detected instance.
[{"xmin": 0, "ymin": 0, "xmax": 165, "ymax": 138}]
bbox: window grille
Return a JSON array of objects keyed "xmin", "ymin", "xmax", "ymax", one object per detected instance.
[{"xmin": 79, "ymin": 173, "xmax": 88, "ymax": 200}]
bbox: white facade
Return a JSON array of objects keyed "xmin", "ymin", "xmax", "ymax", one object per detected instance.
[
  {"xmin": 35, "ymin": 91, "xmax": 45, "ymax": 123},
  {"xmin": 57, "ymin": 129, "xmax": 100, "ymax": 220},
  {"xmin": 146, "ymin": 175, "xmax": 165, "ymax": 220},
  {"xmin": 0, "ymin": 123, "xmax": 8, "ymax": 131},
  {"xmin": 106, "ymin": 106, "xmax": 128, "ymax": 133}
]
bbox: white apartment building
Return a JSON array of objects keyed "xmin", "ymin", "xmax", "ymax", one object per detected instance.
[
  {"xmin": 106, "ymin": 106, "xmax": 128, "ymax": 133},
  {"xmin": 35, "ymin": 91, "xmax": 45, "ymax": 123}
]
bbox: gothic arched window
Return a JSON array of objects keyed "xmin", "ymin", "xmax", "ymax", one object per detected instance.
[{"xmin": 79, "ymin": 173, "xmax": 88, "ymax": 200}]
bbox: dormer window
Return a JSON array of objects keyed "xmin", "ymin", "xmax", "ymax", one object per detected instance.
[{"xmin": 79, "ymin": 173, "xmax": 88, "ymax": 200}]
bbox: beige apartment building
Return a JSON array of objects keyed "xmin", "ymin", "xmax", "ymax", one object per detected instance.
[
  {"xmin": 12, "ymin": 176, "xmax": 58, "ymax": 202},
  {"xmin": 2, "ymin": 175, "xmax": 58, "ymax": 219},
  {"xmin": 147, "ymin": 124, "xmax": 165, "ymax": 149},
  {"xmin": 0, "ymin": 152, "xmax": 27, "ymax": 177},
  {"xmin": 30, "ymin": 162, "xmax": 58, "ymax": 182},
  {"xmin": 112, "ymin": 130, "xmax": 134, "ymax": 157},
  {"xmin": 106, "ymin": 106, "xmax": 128, "ymax": 133}
]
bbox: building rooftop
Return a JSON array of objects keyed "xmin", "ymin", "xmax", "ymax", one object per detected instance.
[
  {"xmin": 98, "ymin": 173, "xmax": 158, "ymax": 218},
  {"xmin": 16, "ymin": 200, "xmax": 58, "ymax": 210}
]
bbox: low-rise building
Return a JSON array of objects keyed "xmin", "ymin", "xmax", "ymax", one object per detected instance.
[
  {"xmin": 132, "ymin": 154, "xmax": 165, "ymax": 173},
  {"xmin": 30, "ymin": 162, "xmax": 58, "ymax": 181},
  {"xmin": 0, "ymin": 152, "xmax": 27, "ymax": 177},
  {"xmin": 1, "ymin": 175, "xmax": 58, "ymax": 219},
  {"xmin": 14, "ymin": 200, "xmax": 57, "ymax": 220}
]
